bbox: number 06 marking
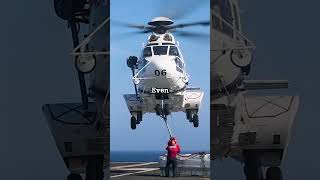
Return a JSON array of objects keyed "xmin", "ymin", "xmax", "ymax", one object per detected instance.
[{"xmin": 155, "ymin": 70, "xmax": 167, "ymax": 76}]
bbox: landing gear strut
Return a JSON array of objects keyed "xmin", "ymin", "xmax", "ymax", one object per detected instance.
[
  {"xmin": 186, "ymin": 110, "xmax": 192, "ymax": 121},
  {"xmin": 137, "ymin": 111, "xmax": 143, "ymax": 124}
]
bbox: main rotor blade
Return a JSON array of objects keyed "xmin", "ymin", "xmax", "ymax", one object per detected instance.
[
  {"xmin": 126, "ymin": 24, "xmax": 153, "ymax": 30},
  {"xmin": 174, "ymin": 30, "xmax": 209, "ymax": 38},
  {"xmin": 169, "ymin": 21, "xmax": 210, "ymax": 29},
  {"xmin": 113, "ymin": 20, "xmax": 153, "ymax": 30},
  {"xmin": 112, "ymin": 30, "xmax": 152, "ymax": 40}
]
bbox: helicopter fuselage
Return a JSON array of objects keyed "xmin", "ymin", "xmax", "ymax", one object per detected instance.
[
  {"xmin": 124, "ymin": 17, "xmax": 205, "ymax": 129},
  {"xmin": 211, "ymin": 1, "xmax": 300, "ymax": 180},
  {"xmin": 134, "ymin": 33, "xmax": 188, "ymax": 94}
]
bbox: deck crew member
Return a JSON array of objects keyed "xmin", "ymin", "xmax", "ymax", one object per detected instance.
[{"xmin": 165, "ymin": 139, "xmax": 180, "ymax": 177}]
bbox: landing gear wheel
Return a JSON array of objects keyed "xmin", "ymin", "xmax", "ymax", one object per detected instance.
[
  {"xmin": 137, "ymin": 111, "xmax": 143, "ymax": 122},
  {"xmin": 266, "ymin": 167, "xmax": 282, "ymax": 180},
  {"xmin": 131, "ymin": 116, "xmax": 137, "ymax": 130},
  {"xmin": 192, "ymin": 114, "xmax": 199, "ymax": 127},
  {"xmin": 163, "ymin": 104, "xmax": 170, "ymax": 116},
  {"xmin": 243, "ymin": 150, "xmax": 263, "ymax": 180},
  {"xmin": 155, "ymin": 104, "xmax": 161, "ymax": 116},
  {"xmin": 67, "ymin": 173, "xmax": 82, "ymax": 180},
  {"xmin": 186, "ymin": 110, "xmax": 192, "ymax": 120}
]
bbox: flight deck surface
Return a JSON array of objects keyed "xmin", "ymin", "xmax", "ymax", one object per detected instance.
[{"xmin": 110, "ymin": 162, "xmax": 209, "ymax": 180}]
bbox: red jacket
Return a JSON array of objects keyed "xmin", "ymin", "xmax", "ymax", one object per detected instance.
[
  {"xmin": 166, "ymin": 144, "xmax": 180, "ymax": 159},
  {"xmin": 170, "ymin": 138, "xmax": 181, "ymax": 153},
  {"xmin": 174, "ymin": 141, "xmax": 181, "ymax": 152}
]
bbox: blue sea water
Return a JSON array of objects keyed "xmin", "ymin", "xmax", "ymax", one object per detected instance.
[
  {"xmin": 111, "ymin": 151, "xmax": 164, "ymax": 162},
  {"xmin": 111, "ymin": 151, "xmax": 209, "ymax": 162}
]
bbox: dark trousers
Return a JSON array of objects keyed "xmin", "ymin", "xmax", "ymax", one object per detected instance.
[{"xmin": 165, "ymin": 157, "xmax": 177, "ymax": 177}]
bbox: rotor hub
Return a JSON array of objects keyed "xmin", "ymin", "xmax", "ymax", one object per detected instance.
[{"xmin": 148, "ymin": 16, "xmax": 174, "ymax": 26}]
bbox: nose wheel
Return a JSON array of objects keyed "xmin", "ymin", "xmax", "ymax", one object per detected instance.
[
  {"xmin": 156, "ymin": 104, "xmax": 162, "ymax": 116},
  {"xmin": 155, "ymin": 103, "xmax": 170, "ymax": 117}
]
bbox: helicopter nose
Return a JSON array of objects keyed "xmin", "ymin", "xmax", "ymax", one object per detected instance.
[
  {"xmin": 139, "ymin": 56, "xmax": 184, "ymax": 90},
  {"xmin": 148, "ymin": 57, "xmax": 175, "ymax": 77}
]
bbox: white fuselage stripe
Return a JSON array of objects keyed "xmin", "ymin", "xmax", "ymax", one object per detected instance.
[
  {"xmin": 110, "ymin": 168, "xmax": 160, "ymax": 178},
  {"xmin": 110, "ymin": 162, "xmax": 158, "ymax": 170}
]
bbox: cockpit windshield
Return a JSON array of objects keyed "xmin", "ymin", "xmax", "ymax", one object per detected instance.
[
  {"xmin": 143, "ymin": 47, "xmax": 152, "ymax": 58},
  {"xmin": 169, "ymin": 46, "xmax": 180, "ymax": 57},
  {"xmin": 153, "ymin": 46, "xmax": 168, "ymax": 56}
]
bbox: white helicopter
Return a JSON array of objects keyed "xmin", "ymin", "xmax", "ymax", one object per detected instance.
[
  {"xmin": 122, "ymin": 16, "xmax": 209, "ymax": 130},
  {"xmin": 42, "ymin": 0, "xmax": 109, "ymax": 180},
  {"xmin": 211, "ymin": 1, "xmax": 299, "ymax": 180}
]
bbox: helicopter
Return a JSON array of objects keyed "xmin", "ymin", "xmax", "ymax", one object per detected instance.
[
  {"xmin": 211, "ymin": 0, "xmax": 299, "ymax": 180},
  {"xmin": 42, "ymin": 0, "xmax": 109, "ymax": 180},
  {"xmin": 121, "ymin": 16, "xmax": 209, "ymax": 130}
]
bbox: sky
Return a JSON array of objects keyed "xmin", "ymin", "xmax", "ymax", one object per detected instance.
[
  {"xmin": 110, "ymin": 0, "xmax": 210, "ymax": 152},
  {"xmin": 1, "ymin": 0, "xmax": 320, "ymax": 180}
]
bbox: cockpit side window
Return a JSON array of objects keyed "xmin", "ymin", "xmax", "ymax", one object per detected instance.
[
  {"xmin": 212, "ymin": 0, "xmax": 234, "ymax": 38},
  {"xmin": 153, "ymin": 46, "xmax": 168, "ymax": 56},
  {"xmin": 138, "ymin": 58, "xmax": 148, "ymax": 73},
  {"xmin": 169, "ymin": 46, "xmax": 180, "ymax": 57},
  {"xmin": 221, "ymin": 0, "xmax": 233, "ymax": 24},
  {"xmin": 143, "ymin": 47, "xmax": 152, "ymax": 58},
  {"xmin": 174, "ymin": 57, "xmax": 184, "ymax": 73}
]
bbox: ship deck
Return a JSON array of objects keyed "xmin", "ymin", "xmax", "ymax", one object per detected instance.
[{"xmin": 110, "ymin": 162, "xmax": 210, "ymax": 180}]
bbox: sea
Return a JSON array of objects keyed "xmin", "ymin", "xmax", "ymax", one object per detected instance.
[{"xmin": 111, "ymin": 150, "xmax": 209, "ymax": 162}]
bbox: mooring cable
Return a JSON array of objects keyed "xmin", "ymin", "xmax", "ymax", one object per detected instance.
[{"xmin": 163, "ymin": 116, "xmax": 173, "ymax": 138}]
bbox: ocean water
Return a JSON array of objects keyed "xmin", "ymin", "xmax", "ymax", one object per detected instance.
[
  {"xmin": 111, "ymin": 151, "xmax": 209, "ymax": 162},
  {"xmin": 111, "ymin": 151, "xmax": 164, "ymax": 162}
]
